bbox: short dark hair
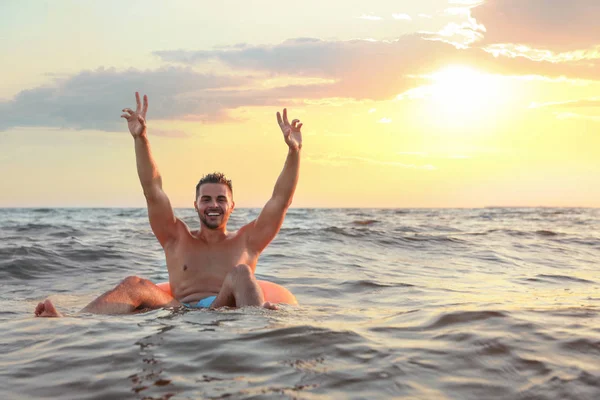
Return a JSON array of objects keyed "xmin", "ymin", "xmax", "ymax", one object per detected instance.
[{"xmin": 195, "ymin": 172, "xmax": 233, "ymax": 199}]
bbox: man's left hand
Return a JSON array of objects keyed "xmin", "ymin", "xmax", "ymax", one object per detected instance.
[{"xmin": 277, "ymin": 108, "xmax": 302, "ymax": 151}]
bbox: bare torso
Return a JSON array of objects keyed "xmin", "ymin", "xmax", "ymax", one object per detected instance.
[{"xmin": 165, "ymin": 220, "xmax": 259, "ymax": 303}]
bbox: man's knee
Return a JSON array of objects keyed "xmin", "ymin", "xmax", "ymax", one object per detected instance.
[
  {"xmin": 232, "ymin": 264, "xmax": 253, "ymax": 279},
  {"xmin": 120, "ymin": 276, "xmax": 148, "ymax": 288},
  {"xmin": 117, "ymin": 276, "xmax": 159, "ymax": 306}
]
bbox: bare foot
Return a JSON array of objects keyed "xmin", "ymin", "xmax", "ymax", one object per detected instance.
[
  {"xmin": 262, "ymin": 302, "xmax": 279, "ymax": 311},
  {"xmin": 34, "ymin": 299, "xmax": 63, "ymax": 317}
]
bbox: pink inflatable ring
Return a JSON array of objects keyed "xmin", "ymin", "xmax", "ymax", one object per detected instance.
[{"xmin": 156, "ymin": 280, "xmax": 298, "ymax": 306}]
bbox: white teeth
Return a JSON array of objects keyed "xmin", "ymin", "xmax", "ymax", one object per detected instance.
[{"xmin": 207, "ymin": 213, "xmax": 220, "ymax": 216}]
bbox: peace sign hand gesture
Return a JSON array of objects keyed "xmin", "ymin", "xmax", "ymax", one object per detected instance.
[
  {"xmin": 277, "ymin": 108, "xmax": 302, "ymax": 151},
  {"xmin": 121, "ymin": 92, "xmax": 148, "ymax": 138}
]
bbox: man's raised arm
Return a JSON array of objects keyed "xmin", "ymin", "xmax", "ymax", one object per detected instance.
[
  {"xmin": 248, "ymin": 108, "xmax": 303, "ymax": 252},
  {"xmin": 121, "ymin": 92, "xmax": 178, "ymax": 247}
]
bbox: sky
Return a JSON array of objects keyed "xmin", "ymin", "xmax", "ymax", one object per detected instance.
[{"xmin": 1, "ymin": 0, "xmax": 599, "ymax": 208}]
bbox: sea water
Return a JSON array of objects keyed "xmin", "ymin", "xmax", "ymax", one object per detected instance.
[{"xmin": 0, "ymin": 208, "xmax": 599, "ymax": 399}]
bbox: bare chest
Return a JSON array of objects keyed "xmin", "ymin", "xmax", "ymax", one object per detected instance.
[{"xmin": 165, "ymin": 235, "xmax": 256, "ymax": 279}]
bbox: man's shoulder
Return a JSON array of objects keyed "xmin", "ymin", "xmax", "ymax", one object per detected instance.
[
  {"xmin": 174, "ymin": 217, "xmax": 194, "ymax": 235},
  {"xmin": 222, "ymin": 221, "xmax": 260, "ymax": 245},
  {"xmin": 161, "ymin": 218, "xmax": 194, "ymax": 246},
  {"xmin": 226, "ymin": 225, "xmax": 248, "ymax": 240},
  {"xmin": 236, "ymin": 220, "xmax": 258, "ymax": 236}
]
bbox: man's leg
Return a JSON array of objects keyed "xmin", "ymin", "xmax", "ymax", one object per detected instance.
[
  {"xmin": 210, "ymin": 264, "xmax": 277, "ymax": 310},
  {"xmin": 34, "ymin": 276, "xmax": 180, "ymax": 317}
]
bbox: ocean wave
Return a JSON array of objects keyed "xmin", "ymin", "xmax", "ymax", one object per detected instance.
[
  {"xmin": 317, "ymin": 226, "xmax": 471, "ymax": 248},
  {"xmin": 559, "ymin": 338, "xmax": 600, "ymax": 355},
  {"xmin": 536, "ymin": 230, "xmax": 560, "ymax": 237},
  {"xmin": 425, "ymin": 310, "xmax": 508, "ymax": 330},
  {"xmin": 323, "ymin": 226, "xmax": 366, "ymax": 238},
  {"xmin": 398, "ymin": 235, "xmax": 468, "ymax": 245},
  {"xmin": 515, "ymin": 371, "xmax": 600, "ymax": 400},
  {"xmin": 555, "ymin": 236, "xmax": 600, "ymax": 248},
  {"xmin": 0, "ymin": 245, "xmax": 67, "ymax": 279},
  {"xmin": 532, "ymin": 274, "xmax": 596, "ymax": 285},
  {"xmin": 31, "ymin": 208, "xmax": 55, "ymax": 214},
  {"xmin": 14, "ymin": 223, "xmax": 57, "ymax": 231},
  {"xmin": 340, "ymin": 279, "xmax": 414, "ymax": 292},
  {"xmin": 2, "ymin": 207, "xmax": 600, "ymax": 400},
  {"xmin": 369, "ymin": 310, "xmax": 508, "ymax": 333},
  {"xmin": 352, "ymin": 219, "xmax": 379, "ymax": 226},
  {"xmin": 4, "ymin": 222, "xmax": 86, "ymax": 238}
]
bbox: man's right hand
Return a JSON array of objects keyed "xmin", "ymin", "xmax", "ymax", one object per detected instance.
[{"xmin": 121, "ymin": 92, "xmax": 148, "ymax": 138}]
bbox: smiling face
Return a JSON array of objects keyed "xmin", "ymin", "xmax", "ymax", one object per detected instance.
[{"xmin": 194, "ymin": 183, "xmax": 235, "ymax": 230}]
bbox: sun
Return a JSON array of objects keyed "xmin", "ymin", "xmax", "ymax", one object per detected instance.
[
  {"xmin": 399, "ymin": 65, "xmax": 510, "ymax": 127},
  {"xmin": 430, "ymin": 66, "xmax": 498, "ymax": 113}
]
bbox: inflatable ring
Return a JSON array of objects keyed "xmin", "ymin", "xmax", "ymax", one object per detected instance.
[{"xmin": 156, "ymin": 280, "xmax": 298, "ymax": 305}]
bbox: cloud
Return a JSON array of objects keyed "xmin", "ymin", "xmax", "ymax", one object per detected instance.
[
  {"xmin": 358, "ymin": 14, "xmax": 383, "ymax": 21},
  {"xmin": 471, "ymin": 0, "xmax": 600, "ymax": 51},
  {"xmin": 155, "ymin": 37, "xmax": 471, "ymax": 100},
  {"xmin": 392, "ymin": 13, "xmax": 412, "ymax": 21},
  {"xmin": 300, "ymin": 97, "xmax": 371, "ymax": 107},
  {"xmin": 483, "ymin": 44, "xmax": 600, "ymax": 65},
  {"xmin": 417, "ymin": 4, "xmax": 486, "ymax": 48},
  {"xmin": 0, "ymin": 67, "xmax": 273, "ymax": 131},
  {"xmin": 529, "ymin": 98, "xmax": 600, "ymax": 109},
  {"xmin": 529, "ymin": 98, "xmax": 600, "ymax": 121},
  {"xmin": 160, "ymin": 37, "xmax": 600, "ymax": 89},
  {"xmin": 421, "ymin": 21, "xmax": 484, "ymax": 49},
  {"xmin": 449, "ymin": 0, "xmax": 483, "ymax": 4},
  {"xmin": 5, "ymin": 16, "xmax": 600, "ymax": 132},
  {"xmin": 554, "ymin": 112, "xmax": 600, "ymax": 122},
  {"xmin": 157, "ymin": 38, "xmax": 365, "ymax": 77}
]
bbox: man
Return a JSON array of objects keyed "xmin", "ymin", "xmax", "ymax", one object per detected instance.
[{"xmin": 34, "ymin": 92, "xmax": 302, "ymax": 317}]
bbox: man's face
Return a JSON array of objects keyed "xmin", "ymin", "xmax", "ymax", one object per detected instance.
[{"xmin": 194, "ymin": 183, "xmax": 234, "ymax": 230}]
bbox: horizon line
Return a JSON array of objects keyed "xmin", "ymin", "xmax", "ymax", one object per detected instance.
[{"xmin": 0, "ymin": 206, "xmax": 597, "ymax": 210}]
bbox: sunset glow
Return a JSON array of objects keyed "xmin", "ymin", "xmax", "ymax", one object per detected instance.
[
  {"xmin": 397, "ymin": 65, "xmax": 512, "ymax": 130},
  {"xmin": 0, "ymin": 0, "xmax": 598, "ymax": 208}
]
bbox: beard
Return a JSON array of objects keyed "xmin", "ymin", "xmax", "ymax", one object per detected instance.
[{"xmin": 198, "ymin": 210, "xmax": 223, "ymax": 230}]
